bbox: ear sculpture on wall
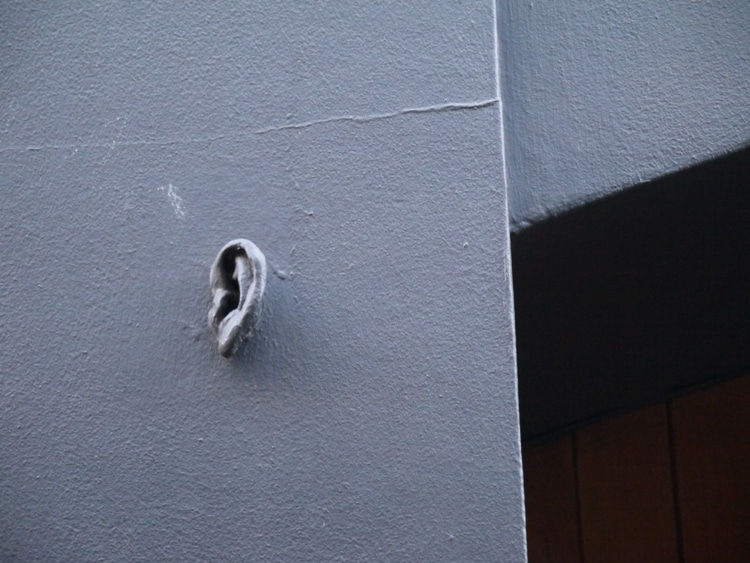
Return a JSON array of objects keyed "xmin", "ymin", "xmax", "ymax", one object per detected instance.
[{"xmin": 208, "ymin": 239, "xmax": 267, "ymax": 357}]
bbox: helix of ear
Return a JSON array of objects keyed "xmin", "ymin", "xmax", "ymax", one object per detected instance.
[{"xmin": 208, "ymin": 239, "xmax": 267, "ymax": 357}]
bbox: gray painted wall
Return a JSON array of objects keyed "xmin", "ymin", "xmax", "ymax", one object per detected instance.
[
  {"xmin": 499, "ymin": 0, "xmax": 750, "ymax": 230},
  {"xmin": 0, "ymin": 2, "xmax": 525, "ymax": 561}
]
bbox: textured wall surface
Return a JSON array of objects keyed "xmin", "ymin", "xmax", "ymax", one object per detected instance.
[
  {"xmin": 498, "ymin": 0, "xmax": 750, "ymax": 230},
  {"xmin": 0, "ymin": 2, "xmax": 525, "ymax": 561}
]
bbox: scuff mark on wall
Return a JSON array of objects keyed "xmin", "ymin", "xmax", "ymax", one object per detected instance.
[{"xmin": 158, "ymin": 183, "xmax": 186, "ymax": 218}]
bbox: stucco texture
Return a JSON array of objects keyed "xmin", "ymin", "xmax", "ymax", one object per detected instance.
[{"xmin": 0, "ymin": 2, "xmax": 525, "ymax": 561}]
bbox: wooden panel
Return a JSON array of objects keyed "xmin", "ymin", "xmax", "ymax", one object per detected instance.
[
  {"xmin": 672, "ymin": 374, "xmax": 750, "ymax": 562},
  {"xmin": 523, "ymin": 435, "xmax": 582, "ymax": 563},
  {"xmin": 577, "ymin": 404, "xmax": 679, "ymax": 563}
]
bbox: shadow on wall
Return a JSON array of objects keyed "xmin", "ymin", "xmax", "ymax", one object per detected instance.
[{"xmin": 512, "ymin": 146, "xmax": 750, "ymax": 442}]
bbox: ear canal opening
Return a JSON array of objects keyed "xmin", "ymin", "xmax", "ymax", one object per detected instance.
[
  {"xmin": 212, "ymin": 249, "xmax": 244, "ymax": 326},
  {"xmin": 214, "ymin": 291, "xmax": 239, "ymax": 325}
]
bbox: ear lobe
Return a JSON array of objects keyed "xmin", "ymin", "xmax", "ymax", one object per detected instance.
[{"xmin": 208, "ymin": 239, "xmax": 267, "ymax": 357}]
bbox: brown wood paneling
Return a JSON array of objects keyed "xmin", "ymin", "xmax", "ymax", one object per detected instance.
[
  {"xmin": 523, "ymin": 435, "xmax": 582, "ymax": 563},
  {"xmin": 577, "ymin": 404, "xmax": 679, "ymax": 563},
  {"xmin": 672, "ymin": 374, "xmax": 750, "ymax": 562}
]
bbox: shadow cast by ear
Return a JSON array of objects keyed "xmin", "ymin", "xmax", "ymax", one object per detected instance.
[
  {"xmin": 224, "ymin": 289, "xmax": 275, "ymax": 380},
  {"xmin": 223, "ymin": 276, "xmax": 309, "ymax": 391}
]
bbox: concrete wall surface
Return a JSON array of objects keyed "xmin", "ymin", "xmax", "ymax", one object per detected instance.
[
  {"xmin": 0, "ymin": 2, "xmax": 525, "ymax": 561},
  {"xmin": 499, "ymin": 0, "xmax": 750, "ymax": 230}
]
